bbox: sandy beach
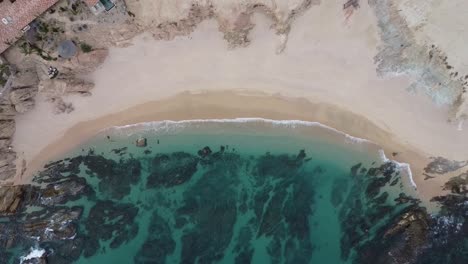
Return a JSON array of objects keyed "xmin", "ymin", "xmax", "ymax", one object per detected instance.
[{"xmin": 10, "ymin": 0, "xmax": 468, "ymax": 201}]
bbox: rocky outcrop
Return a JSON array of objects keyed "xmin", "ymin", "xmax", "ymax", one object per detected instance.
[
  {"xmin": 0, "ymin": 151, "xmax": 16, "ymax": 181},
  {"xmin": 39, "ymin": 78, "xmax": 94, "ymax": 98},
  {"xmin": 135, "ymin": 137, "xmax": 147, "ymax": 147},
  {"xmin": 38, "ymin": 77, "xmax": 94, "ymax": 114},
  {"xmin": 9, "ymin": 87, "xmax": 38, "ymax": 113},
  {"xmin": 0, "ymin": 185, "xmax": 23, "ymax": 215},
  {"xmin": 369, "ymin": 0, "xmax": 467, "ymax": 123},
  {"xmin": 7, "ymin": 67, "xmax": 40, "ymax": 114},
  {"xmin": 127, "ymin": 0, "xmax": 318, "ymax": 52},
  {"xmin": 64, "ymin": 49, "xmax": 109, "ymax": 74},
  {"xmin": 11, "ymin": 67, "xmax": 39, "ymax": 88},
  {"xmin": 0, "ymin": 99, "xmax": 16, "ymax": 119},
  {"xmin": 0, "ymin": 91, "xmax": 16, "ymax": 182},
  {"xmin": 0, "ymin": 119, "xmax": 15, "ymax": 139},
  {"xmin": 423, "ymin": 157, "xmax": 468, "ymax": 175},
  {"xmin": 0, "ymin": 118, "xmax": 15, "ymax": 180}
]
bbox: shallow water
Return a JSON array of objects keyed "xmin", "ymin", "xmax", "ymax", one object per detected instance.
[{"xmin": 4, "ymin": 120, "xmax": 466, "ymax": 264}]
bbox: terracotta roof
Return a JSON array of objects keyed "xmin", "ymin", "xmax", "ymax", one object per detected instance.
[
  {"xmin": 83, "ymin": 0, "xmax": 100, "ymax": 7},
  {"xmin": 0, "ymin": 0, "xmax": 60, "ymax": 54}
]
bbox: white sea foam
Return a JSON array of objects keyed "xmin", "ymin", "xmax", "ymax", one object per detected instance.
[
  {"xmin": 108, "ymin": 118, "xmax": 416, "ymax": 187},
  {"xmin": 378, "ymin": 149, "xmax": 390, "ymax": 163},
  {"xmin": 398, "ymin": 162, "xmax": 417, "ymax": 190},
  {"xmin": 20, "ymin": 247, "xmax": 46, "ymax": 263},
  {"xmin": 379, "ymin": 150, "xmax": 417, "ymax": 189},
  {"xmin": 107, "ymin": 118, "xmax": 372, "ymax": 145}
]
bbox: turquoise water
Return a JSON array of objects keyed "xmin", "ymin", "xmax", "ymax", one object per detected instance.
[{"xmin": 8, "ymin": 119, "xmax": 423, "ymax": 263}]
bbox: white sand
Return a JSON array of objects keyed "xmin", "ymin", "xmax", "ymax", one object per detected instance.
[{"xmin": 11, "ymin": 1, "xmax": 468, "ymax": 198}]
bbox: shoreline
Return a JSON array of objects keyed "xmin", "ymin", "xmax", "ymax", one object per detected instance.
[
  {"xmin": 15, "ymin": 90, "xmax": 441, "ymax": 201},
  {"xmin": 8, "ymin": 1, "xmax": 467, "ymax": 204}
]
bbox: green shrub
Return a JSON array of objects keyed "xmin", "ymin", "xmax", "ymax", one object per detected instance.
[{"xmin": 80, "ymin": 43, "xmax": 93, "ymax": 53}]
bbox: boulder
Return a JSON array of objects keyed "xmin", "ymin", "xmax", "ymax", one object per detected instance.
[
  {"xmin": 9, "ymin": 87, "xmax": 37, "ymax": 105},
  {"xmin": 23, "ymin": 207, "xmax": 82, "ymax": 241},
  {"xmin": 14, "ymin": 99, "xmax": 35, "ymax": 114},
  {"xmin": 0, "ymin": 99, "xmax": 16, "ymax": 119},
  {"xmin": 0, "ymin": 139, "xmax": 11, "ymax": 149},
  {"xmin": 65, "ymin": 49, "xmax": 109, "ymax": 74},
  {"xmin": 39, "ymin": 78, "xmax": 94, "ymax": 98},
  {"xmin": 0, "ymin": 120, "xmax": 15, "ymax": 139},
  {"xmin": 0, "ymin": 185, "xmax": 23, "ymax": 215},
  {"xmin": 136, "ymin": 137, "xmax": 147, "ymax": 147},
  {"xmin": 11, "ymin": 68, "xmax": 39, "ymax": 88}
]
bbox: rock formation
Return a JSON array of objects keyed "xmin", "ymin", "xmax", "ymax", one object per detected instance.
[
  {"xmin": 0, "ymin": 185, "xmax": 23, "ymax": 215},
  {"xmin": 126, "ymin": 0, "xmax": 319, "ymax": 51},
  {"xmin": 0, "ymin": 104, "xmax": 15, "ymax": 181},
  {"xmin": 63, "ymin": 49, "xmax": 110, "ymax": 74},
  {"xmin": 8, "ymin": 66, "xmax": 40, "ymax": 114}
]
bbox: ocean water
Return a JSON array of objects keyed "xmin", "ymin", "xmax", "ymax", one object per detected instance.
[{"xmin": 7, "ymin": 119, "xmax": 461, "ymax": 264}]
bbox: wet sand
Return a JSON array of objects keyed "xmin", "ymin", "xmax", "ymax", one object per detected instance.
[{"xmin": 16, "ymin": 90, "xmax": 441, "ymax": 201}]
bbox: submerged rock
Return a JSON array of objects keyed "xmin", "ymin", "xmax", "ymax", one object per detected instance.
[
  {"xmin": 355, "ymin": 206, "xmax": 431, "ymax": 264},
  {"xmin": 84, "ymin": 200, "xmax": 139, "ymax": 257},
  {"xmin": 83, "ymin": 155, "xmax": 141, "ymax": 199},
  {"xmin": 197, "ymin": 146, "xmax": 212, "ymax": 158},
  {"xmin": 147, "ymin": 152, "xmax": 199, "ymax": 188},
  {"xmin": 134, "ymin": 211, "xmax": 175, "ymax": 263},
  {"xmin": 136, "ymin": 137, "xmax": 147, "ymax": 147},
  {"xmin": 23, "ymin": 207, "xmax": 83, "ymax": 241},
  {"xmin": 40, "ymin": 175, "xmax": 93, "ymax": 205}
]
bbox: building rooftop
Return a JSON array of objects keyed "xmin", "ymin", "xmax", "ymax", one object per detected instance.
[
  {"xmin": 0, "ymin": 0, "xmax": 60, "ymax": 54},
  {"xmin": 83, "ymin": 0, "xmax": 100, "ymax": 6}
]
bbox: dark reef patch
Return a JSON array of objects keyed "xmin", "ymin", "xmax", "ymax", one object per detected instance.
[
  {"xmin": 134, "ymin": 211, "xmax": 175, "ymax": 264},
  {"xmin": 2, "ymin": 144, "xmax": 468, "ymax": 264},
  {"xmin": 83, "ymin": 155, "xmax": 142, "ymax": 199},
  {"xmin": 84, "ymin": 200, "xmax": 139, "ymax": 257},
  {"xmin": 147, "ymin": 152, "xmax": 199, "ymax": 188}
]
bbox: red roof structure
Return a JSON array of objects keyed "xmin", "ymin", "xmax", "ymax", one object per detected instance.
[
  {"xmin": 0, "ymin": 0, "xmax": 60, "ymax": 54},
  {"xmin": 83, "ymin": 0, "xmax": 100, "ymax": 6}
]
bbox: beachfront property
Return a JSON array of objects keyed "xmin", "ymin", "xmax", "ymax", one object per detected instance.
[
  {"xmin": 0, "ymin": 0, "xmax": 117, "ymax": 54},
  {"xmin": 84, "ymin": 0, "xmax": 116, "ymax": 15},
  {"xmin": 0, "ymin": 0, "xmax": 59, "ymax": 54}
]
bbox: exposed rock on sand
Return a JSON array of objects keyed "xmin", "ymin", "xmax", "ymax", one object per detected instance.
[
  {"xmin": 424, "ymin": 157, "xmax": 468, "ymax": 175},
  {"xmin": 0, "ymin": 185, "xmax": 23, "ymax": 215},
  {"xmin": 63, "ymin": 49, "xmax": 110, "ymax": 74},
  {"xmin": 370, "ymin": 0, "xmax": 467, "ymax": 122},
  {"xmin": 0, "ymin": 151, "xmax": 16, "ymax": 181},
  {"xmin": 7, "ymin": 67, "xmax": 40, "ymax": 114},
  {"xmin": 126, "ymin": 0, "xmax": 319, "ymax": 50},
  {"xmin": 40, "ymin": 78, "xmax": 94, "ymax": 98},
  {"xmin": 0, "ymin": 120, "xmax": 15, "ymax": 140},
  {"xmin": 9, "ymin": 88, "xmax": 37, "ymax": 113},
  {"xmin": 0, "ymin": 99, "xmax": 16, "ymax": 119}
]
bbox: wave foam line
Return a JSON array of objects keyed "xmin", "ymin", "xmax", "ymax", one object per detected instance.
[
  {"xmin": 108, "ymin": 118, "xmax": 417, "ymax": 187},
  {"xmin": 379, "ymin": 150, "xmax": 417, "ymax": 189},
  {"xmin": 20, "ymin": 247, "xmax": 46, "ymax": 264},
  {"xmin": 107, "ymin": 117, "xmax": 372, "ymax": 143}
]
